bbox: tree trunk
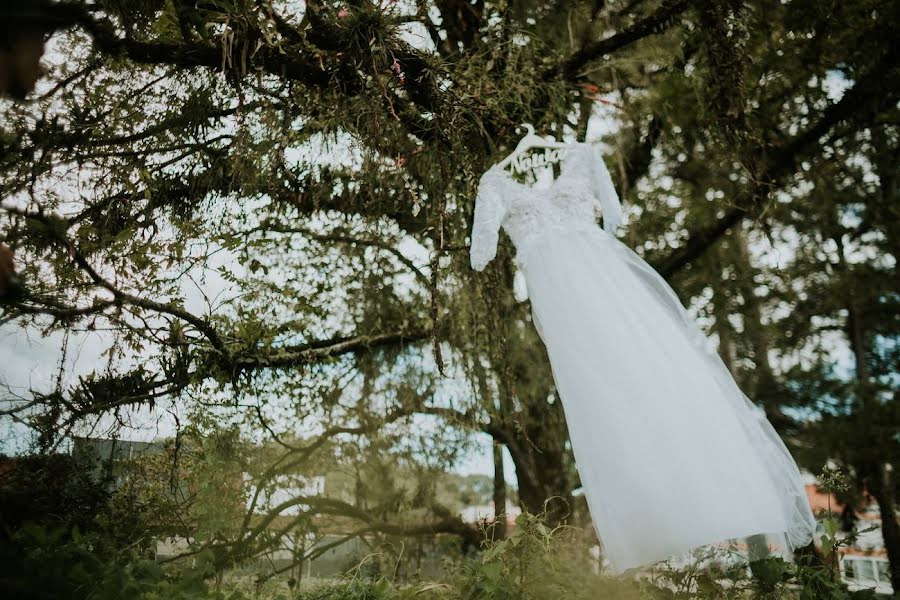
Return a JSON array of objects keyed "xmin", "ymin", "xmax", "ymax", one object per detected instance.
[
  {"xmin": 835, "ymin": 229, "xmax": 899, "ymax": 591},
  {"xmin": 712, "ymin": 279, "xmax": 737, "ymax": 375},
  {"xmin": 866, "ymin": 462, "xmax": 900, "ymax": 593},
  {"xmin": 499, "ymin": 396, "xmax": 575, "ymax": 528},
  {"xmin": 488, "ymin": 299, "xmax": 577, "ymax": 530},
  {"xmin": 294, "ymin": 531, "xmax": 304, "ymax": 588},
  {"xmin": 507, "ymin": 440, "xmax": 574, "ymax": 527},
  {"xmin": 731, "ymin": 225, "xmax": 797, "ymax": 434},
  {"xmin": 492, "ymin": 440, "xmax": 508, "ymax": 540}
]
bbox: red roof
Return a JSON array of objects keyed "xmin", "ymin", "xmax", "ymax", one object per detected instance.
[
  {"xmin": 805, "ymin": 483, "xmax": 845, "ymax": 515},
  {"xmin": 804, "ymin": 483, "xmax": 880, "ymax": 520}
]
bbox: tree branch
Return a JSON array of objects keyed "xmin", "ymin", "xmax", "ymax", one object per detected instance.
[
  {"xmin": 652, "ymin": 43, "xmax": 900, "ymax": 278},
  {"xmin": 61, "ymin": 3, "xmax": 331, "ymax": 88},
  {"xmin": 551, "ymin": 0, "xmax": 691, "ymax": 81},
  {"xmin": 227, "ymin": 329, "xmax": 431, "ymax": 371}
]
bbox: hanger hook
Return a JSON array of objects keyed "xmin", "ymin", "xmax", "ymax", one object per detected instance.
[{"xmin": 518, "ymin": 123, "xmax": 535, "ymax": 137}]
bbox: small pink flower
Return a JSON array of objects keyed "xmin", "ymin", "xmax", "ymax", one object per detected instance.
[
  {"xmin": 396, "ymin": 155, "xmax": 407, "ymax": 167},
  {"xmin": 391, "ymin": 57, "xmax": 405, "ymax": 83},
  {"xmin": 337, "ymin": 8, "xmax": 349, "ymax": 18}
]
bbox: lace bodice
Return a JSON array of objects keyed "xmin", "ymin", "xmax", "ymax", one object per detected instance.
[{"xmin": 469, "ymin": 142, "xmax": 623, "ymax": 271}]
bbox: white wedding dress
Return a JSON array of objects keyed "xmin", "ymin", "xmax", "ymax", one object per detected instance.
[{"xmin": 469, "ymin": 142, "xmax": 817, "ymax": 575}]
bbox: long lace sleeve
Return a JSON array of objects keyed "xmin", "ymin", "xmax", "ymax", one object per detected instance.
[
  {"xmin": 469, "ymin": 171, "xmax": 507, "ymax": 272},
  {"xmin": 585, "ymin": 144, "xmax": 624, "ymax": 234}
]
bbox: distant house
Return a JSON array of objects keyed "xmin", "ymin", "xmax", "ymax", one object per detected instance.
[
  {"xmin": 459, "ymin": 501, "xmax": 522, "ymax": 527},
  {"xmin": 248, "ymin": 474, "xmax": 326, "ymax": 516},
  {"xmin": 804, "ymin": 477, "xmax": 893, "ymax": 596}
]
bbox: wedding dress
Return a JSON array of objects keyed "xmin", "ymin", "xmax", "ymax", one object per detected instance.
[{"xmin": 469, "ymin": 141, "xmax": 817, "ymax": 574}]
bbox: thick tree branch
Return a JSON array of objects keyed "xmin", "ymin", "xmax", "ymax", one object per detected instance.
[
  {"xmin": 243, "ymin": 493, "xmax": 479, "ymax": 548},
  {"xmin": 227, "ymin": 329, "xmax": 432, "ymax": 371},
  {"xmin": 1, "ymin": 203, "xmax": 229, "ymax": 353},
  {"xmin": 653, "ymin": 43, "xmax": 900, "ymax": 278},
  {"xmin": 766, "ymin": 44, "xmax": 900, "ymax": 182},
  {"xmin": 2, "ymin": 204, "xmax": 431, "ymax": 375},
  {"xmin": 653, "ymin": 207, "xmax": 745, "ymax": 278},
  {"xmin": 60, "ymin": 3, "xmax": 331, "ymax": 88},
  {"xmin": 551, "ymin": 0, "xmax": 691, "ymax": 81}
]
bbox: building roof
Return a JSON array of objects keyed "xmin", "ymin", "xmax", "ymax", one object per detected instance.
[{"xmin": 804, "ymin": 483, "xmax": 880, "ymax": 520}]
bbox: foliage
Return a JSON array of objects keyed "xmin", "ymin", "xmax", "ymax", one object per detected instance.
[
  {"xmin": 0, "ymin": 490, "xmax": 888, "ymax": 600},
  {"xmin": 0, "ymin": 521, "xmax": 250, "ymax": 600}
]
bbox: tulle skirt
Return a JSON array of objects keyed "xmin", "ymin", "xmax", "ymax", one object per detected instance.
[{"xmin": 517, "ymin": 226, "xmax": 817, "ymax": 575}]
